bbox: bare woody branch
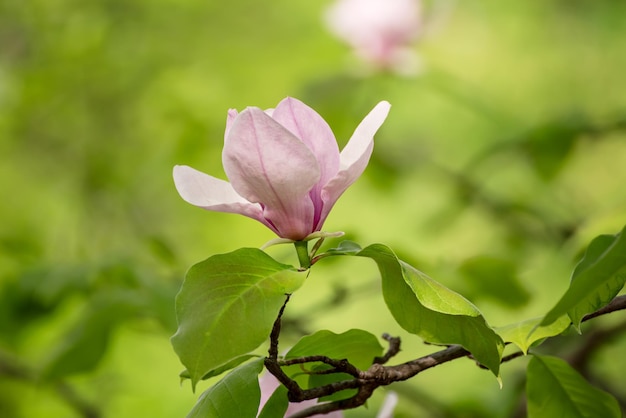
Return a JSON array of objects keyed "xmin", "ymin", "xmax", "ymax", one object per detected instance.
[{"xmin": 265, "ymin": 294, "xmax": 626, "ymax": 418}]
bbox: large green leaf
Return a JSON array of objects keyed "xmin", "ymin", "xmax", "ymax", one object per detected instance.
[
  {"xmin": 526, "ymin": 355, "xmax": 620, "ymax": 418},
  {"xmin": 352, "ymin": 244, "xmax": 504, "ymax": 376},
  {"xmin": 187, "ymin": 358, "xmax": 264, "ymax": 418},
  {"xmin": 171, "ymin": 248, "xmax": 305, "ymax": 388},
  {"xmin": 285, "ymin": 329, "xmax": 383, "ymax": 401},
  {"xmin": 496, "ymin": 315, "xmax": 570, "ymax": 354},
  {"xmin": 541, "ymin": 225, "xmax": 626, "ymax": 329}
]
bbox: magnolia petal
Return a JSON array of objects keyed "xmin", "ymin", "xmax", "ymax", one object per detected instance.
[
  {"xmin": 172, "ymin": 165, "xmax": 276, "ymax": 232},
  {"xmin": 271, "ymin": 98, "xmax": 341, "ymax": 221},
  {"xmin": 271, "ymin": 98, "xmax": 341, "ymax": 227},
  {"xmin": 224, "ymin": 109, "xmax": 239, "ymax": 141},
  {"xmin": 223, "ymin": 108, "xmax": 321, "ymax": 239},
  {"xmin": 317, "ymin": 101, "xmax": 391, "ymax": 229}
]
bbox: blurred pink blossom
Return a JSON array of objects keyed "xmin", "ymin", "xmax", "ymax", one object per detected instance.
[
  {"xmin": 257, "ymin": 373, "xmax": 343, "ymax": 417},
  {"xmin": 325, "ymin": 0, "xmax": 422, "ymax": 73},
  {"xmin": 174, "ymin": 97, "xmax": 390, "ymax": 240}
]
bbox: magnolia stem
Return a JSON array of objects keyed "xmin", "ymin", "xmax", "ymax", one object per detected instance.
[{"xmin": 294, "ymin": 241, "xmax": 310, "ymax": 269}]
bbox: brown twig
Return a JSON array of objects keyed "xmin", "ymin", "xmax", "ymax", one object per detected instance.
[
  {"xmin": 373, "ymin": 333, "xmax": 401, "ymax": 365},
  {"xmin": 279, "ymin": 356, "xmax": 361, "ymax": 378},
  {"xmin": 581, "ymin": 294, "xmax": 626, "ymax": 322},
  {"xmin": 276, "ymin": 294, "xmax": 626, "ymax": 418},
  {"xmin": 268, "ymin": 293, "xmax": 292, "ymax": 361}
]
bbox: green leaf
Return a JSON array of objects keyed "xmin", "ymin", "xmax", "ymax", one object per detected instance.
[
  {"xmin": 496, "ymin": 316, "xmax": 570, "ymax": 354},
  {"xmin": 527, "ymin": 355, "xmax": 620, "ymax": 418},
  {"xmin": 314, "ymin": 240, "xmax": 362, "ymax": 263},
  {"xmin": 541, "ymin": 225, "xmax": 626, "ymax": 329},
  {"xmin": 355, "ymin": 244, "xmax": 504, "ymax": 376},
  {"xmin": 325, "ymin": 240, "xmax": 362, "ymax": 255},
  {"xmin": 171, "ymin": 248, "xmax": 305, "ymax": 389},
  {"xmin": 459, "ymin": 256, "xmax": 530, "ymax": 308},
  {"xmin": 285, "ymin": 329, "xmax": 384, "ymax": 401},
  {"xmin": 285, "ymin": 329, "xmax": 383, "ymax": 368},
  {"xmin": 180, "ymin": 354, "xmax": 259, "ymax": 383},
  {"xmin": 187, "ymin": 358, "xmax": 264, "ymax": 418}
]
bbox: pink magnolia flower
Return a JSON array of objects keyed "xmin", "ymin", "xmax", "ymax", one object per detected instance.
[
  {"xmin": 173, "ymin": 97, "xmax": 390, "ymax": 241},
  {"xmin": 325, "ymin": 0, "xmax": 422, "ymax": 72}
]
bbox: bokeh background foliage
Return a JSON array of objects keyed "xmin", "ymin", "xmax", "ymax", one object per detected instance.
[{"xmin": 1, "ymin": 0, "xmax": 626, "ymax": 416}]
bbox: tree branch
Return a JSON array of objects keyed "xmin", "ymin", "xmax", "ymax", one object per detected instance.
[
  {"xmin": 265, "ymin": 294, "xmax": 305, "ymax": 396},
  {"xmin": 268, "ymin": 293, "xmax": 292, "ymax": 361},
  {"xmin": 581, "ymin": 294, "xmax": 626, "ymax": 322},
  {"xmin": 278, "ymin": 294, "xmax": 626, "ymax": 418}
]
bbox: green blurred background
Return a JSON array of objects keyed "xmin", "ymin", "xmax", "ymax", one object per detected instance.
[{"xmin": 1, "ymin": 0, "xmax": 626, "ymax": 416}]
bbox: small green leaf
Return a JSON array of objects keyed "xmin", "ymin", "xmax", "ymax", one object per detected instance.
[
  {"xmin": 285, "ymin": 329, "xmax": 383, "ymax": 368},
  {"xmin": 541, "ymin": 225, "xmax": 626, "ymax": 329},
  {"xmin": 285, "ymin": 329, "xmax": 384, "ymax": 401},
  {"xmin": 527, "ymin": 355, "xmax": 620, "ymax": 418},
  {"xmin": 171, "ymin": 248, "xmax": 305, "ymax": 389},
  {"xmin": 180, "ymin": 354, "xmax": 259, "ymax": 383},
  {"xmin": 187, "ymin": 358, "xmax": 264, "ymax": 418},
  {"xmin": 314, "ymin": 240, "xmax": 363, "ymax": 263},
  {"xmin": 355, "ymin": 244, "xmax": 504, "ymax": 376},
  {"xmin": 326, "ymin": 240, "xmax": 362, "ymax": 255},
  {"xmin": 496, "ymin": 316, "xmax": 570, "ymax": 354}
]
